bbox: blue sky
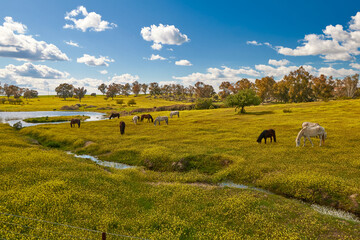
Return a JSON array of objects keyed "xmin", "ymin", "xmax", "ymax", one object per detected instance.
[{"xmin": 0, "ymin": 0, "xmax": 359, "ymax": 94}]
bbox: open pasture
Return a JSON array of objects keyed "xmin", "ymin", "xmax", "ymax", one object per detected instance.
[
  {"xmin": 0, "ymin": 95, "xmax": 187, "ymax": 112},
  {"xmin": 22, "ymin": 99, "xmax": 360, "ymax": 218},
  {"xmin": 1, "ymin": 117, "xmax": 360, "ymax": 239}
]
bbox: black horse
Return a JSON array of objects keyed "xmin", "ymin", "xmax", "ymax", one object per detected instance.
[
  {"xmin": 257, "ymin": 129, "xmax": 276, "ymax": 144},
  {"xmin": 119, "ymin": 121, "xmax": 126, "ymax": 135},
  {"xmin": 109, "ymin": 113, "xmax": 120, "ymax": 119},
  {"xmin": 140, "ymin": 114, "xmax": 153, "ymax": 123},
  {"xmin": 70, "ymin": 118, "xmax": 81, "ymax": 128}
]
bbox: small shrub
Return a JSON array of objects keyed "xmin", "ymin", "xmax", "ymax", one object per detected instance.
[
  {"xmin": 46, "ymin": 141, "xmax": 61, "ymax": 148},
  {"xmin": 283, "ymin": 109, "xmax": 292, "ymax": 113},
  {"xmin": 127, "ymin": 99, "xmax": 136, "ymax": 106},
  {"xmin": 90, "ymin": 93, "xmax": 96, "ymax": 97},
  {"xmin": 194, "ymin": 98, "xmax": 214, "ymax": 110},
  {"xmin": 13, "ymin": 121, "xmax": 22, "ymax": 130},
  {"xmin": 116, "ymin": 99, "xmax": 124, "ymax": 104}
]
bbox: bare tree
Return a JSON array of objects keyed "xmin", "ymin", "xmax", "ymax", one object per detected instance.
[
  {"xmin": 132, "ymin": 81, "xmax": 141, "ymax": 96},
  {"xmin": 141, "ymin": 83, "xmax": 149, "ymax": 95},
  {"xmin": 98, "ymin": 83, "xmax": 107, "ymax": 95},
  {"xmin": 74, "ymin": 87, "xmax": 87, "ymax": 102}
]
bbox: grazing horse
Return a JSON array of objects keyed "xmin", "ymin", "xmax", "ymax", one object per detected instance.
[
  {"xmin": 119, "ymin": 121, "xmax": 126, "ymax": 135},
  {"xmin": 154, "ymin": 116, "xmax": 168, "ymax": 126},
  {"xmin": 257, "ymin": 129, "xmax": 276, "ymax": 144},
  {"xmin": 141, "ymin": 114, "xmax": 153, "ymax": 122},
  {"xmin": 302, "ymin": 122, "xmax": 320, "ymax": 129},
  {"xmin": 296, "ymin": 125, "xmax": 327, "ymax": 147},
  {"xmin": 132, "ymin": 115, "xmax": 140, "ymax": 125},
  {"xmin": 109, "ymin": 113, "xmax": 120, "ymax": 119},
  {"xmin": 70, "ymin": 118, "xmax": 81, "ymax": 128},
  {"xmin": 170, "ymin": 111, "xmax": 180, "ymax": 118}
]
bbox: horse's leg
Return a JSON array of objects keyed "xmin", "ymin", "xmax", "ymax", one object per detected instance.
[
  {"xmin": 264, "ymin": 137, "xmax": 267, "ymax": 144},
  {"xmin": 303, "ymin": 137, "xmax": 306, "ymax": 146},
  {"xmin": 308, "ymin": 137, "xmax": 314, "ymax": 147}
]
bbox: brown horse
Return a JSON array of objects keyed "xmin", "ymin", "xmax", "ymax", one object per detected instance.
[
  {"xmin": 109, "ymin": 113, "xmax": 120, "ymax": 119},
  {"xmin": 119, "ymin": 121, "xmax": 125, "ymax": 135},
  {"xmin": 257, "ymin": 129, "xmax": 276, "ymax": 144},
  {"xmin": 141, "ymin": 114, "xmax": 153, "ymax": 122},
  {"xmin": 70, "ymin": 118, "xmax": 81, "ymax": 128}
]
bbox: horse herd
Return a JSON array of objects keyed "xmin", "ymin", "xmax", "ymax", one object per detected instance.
[
  {"xmin": 70, "ymin": 111, "xmax": 180, "ymax": 135},
  {"xmin": 71, "ymin": 111, "xmax": 327, "ymax": 146},
  {"xmin": 257, "ymin": 121, "xmax": 327, "ymax": 147}
]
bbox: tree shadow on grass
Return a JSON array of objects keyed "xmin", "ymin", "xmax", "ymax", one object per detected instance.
[{"xmin": 244, "ymin": 111, "xmax": 275, "ymax": 115}]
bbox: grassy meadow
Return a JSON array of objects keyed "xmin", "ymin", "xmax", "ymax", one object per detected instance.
[
  {"xmin": 0, "ymin": 94, "xmax": 188, "ymax": 112},
  {"xmin": 1, "ymin": 96, "xmax": 360, "ymax": 238}
]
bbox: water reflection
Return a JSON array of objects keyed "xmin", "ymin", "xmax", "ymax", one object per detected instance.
[{"xmin": 0, "ymin": 111, "xmax": 105, "ymax": 127}]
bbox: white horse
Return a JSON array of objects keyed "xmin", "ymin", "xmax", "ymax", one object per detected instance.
[
  {"xmin": 154, "ymin": 116, "xmax": 168, "ymax": 126},
  {"xmin": 132, "ymin": 115, "xmax": 140, "ymax": 125},
  {"xmin": 302, "ymin": 122, "xmax": 320, "ymax": 129},
  {"xmin": 296, "ymin": 125, "xmax": 327, "ymax": 147},
  {"xmin": 170, "ymin": 111, "xmax": 179, "ymax": 118}
]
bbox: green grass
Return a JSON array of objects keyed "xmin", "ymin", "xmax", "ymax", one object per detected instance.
[
  {"xmin": 21, "ymin": 99, "xmax": 360, "ymax": 218},
  {"xmin": 23, "ymin": 115, "xmax": 90, "ymax": 123},
  {"xmin": 2, "ymin": 97, "xmax": 360, "ymax": 238},
  {"xmin": 1, "ymin": 124, "xmax": 359, "ymax": 239}
]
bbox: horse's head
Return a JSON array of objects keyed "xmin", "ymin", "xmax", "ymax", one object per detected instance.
[{"xmin": 295, "ymin": 138, "xmax": 301, "ymax": 147}]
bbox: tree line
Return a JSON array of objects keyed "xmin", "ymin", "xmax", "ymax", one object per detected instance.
[
  {"xmin": 1, "ymin": 67, "xmax": 359, "ymax": 105},
  {"xmin": 219, "ymin": 67, "xmax": 359, "ymax": 103},
  {"xmin": 0, "ymin": 83, "xmax": 38, "ymax": 100}
]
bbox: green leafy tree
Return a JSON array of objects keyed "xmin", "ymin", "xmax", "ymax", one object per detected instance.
[
  {"xmin": 23, "ymin": 89, "xmax": 38, "ymax": 99},
  {"xmin": 141, "ymin": 83, "xmax": 148, "ymax": 95},
  {"xmin": 132, "ymin": 81, "xmax": 141, "ymax": 96},
  {"xmin": 225, "ymin": 89, "xmax": 261, "ymax": 113},
  {"xmin": 55, "ymin": 83, "xmax": 74, "ymax": 100}
]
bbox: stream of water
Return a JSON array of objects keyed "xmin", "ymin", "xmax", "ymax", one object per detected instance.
[{"xmin": 0, "ymin": 111, "xmax": 105, "ymax": 127}]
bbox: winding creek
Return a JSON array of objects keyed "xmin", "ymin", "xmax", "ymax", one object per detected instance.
[
  {"xmin": 69, "ymin": 151, "xmax": 359, "ymax": 223},
  {"xmin": 1, "ymin": 111, "xmax": 359, "ymax": 224},
  {"xmin": 0, "ymin": 111, "xmax": 105, "ymax": 127}
]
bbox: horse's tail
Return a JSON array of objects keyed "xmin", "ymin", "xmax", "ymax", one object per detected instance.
[
  {"xmin": 70, "ymin": 122, "xmax": 72, "ymax": 128},
  {"xmin": 78, "ymin": 121, "xmax": 81, "ymax": 128},
  {"xmin": 272, "ymin": 130, "xmax": 276, "ymax": 142}
]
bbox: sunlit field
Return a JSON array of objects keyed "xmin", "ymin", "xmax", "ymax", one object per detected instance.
[
  {"xmin": 0, "ymin": 94, "xmax": 188, "ymax": 112},
  {"xmin": 1, "ymin": 98, "xmax": 360, "ymax": 238}
]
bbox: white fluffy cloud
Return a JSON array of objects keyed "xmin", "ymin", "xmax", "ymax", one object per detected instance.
[
  {"xmin": 276, "ymin": 12, "xmax": 360, "ymax": 61},
  {"xmin": 246, "ymin": 40, "xmax": 262, "ymax": 46},
  {"xmin": 350, "ymin": 63, "xmax": 360, "ymax": 69},
  {"xmin": 64, "ymin": 6, "xmax": 117, "ymax": 32},
  {"xmin": 151, "ymin": 43, "xmax": 162, "ymax": 50},
  {"xmin": 141, "ymin": 24, "xmax": 189, "ymax": 50},
  {"xmin": 268, "ymin": 59, "xmax": 290, "ymax": 66},
  {"xmin": 0, "ymin": 17, "xmax": 69, "ymax": 61},
  {"xmin": 111, "ymin": 73, "xmax": 139, "ymax": 84},
  {"xmin": 175, "ymin": 59, "xmax": 192, "ymax": 66},
  {"xmin": 65, "ymin": 40, "xmax": 80, "ymax": 47},
  {"xmin": 77, "ymin": 54, "xmax": 114, "ymax": 67},
  {"xmin": 1, "ymin": 62, "xmax": 69, "ymax": 79},
  {"xmin": 255, "ymin": 64, "xmax": 315, "ymax": 77},
  {"xmin": 99, "ymin": 70, "xmax": 108, "ymax": 74},
  {"xmin": 148, "ymin": 54, "xmax": 167, "ymax": 61}
]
